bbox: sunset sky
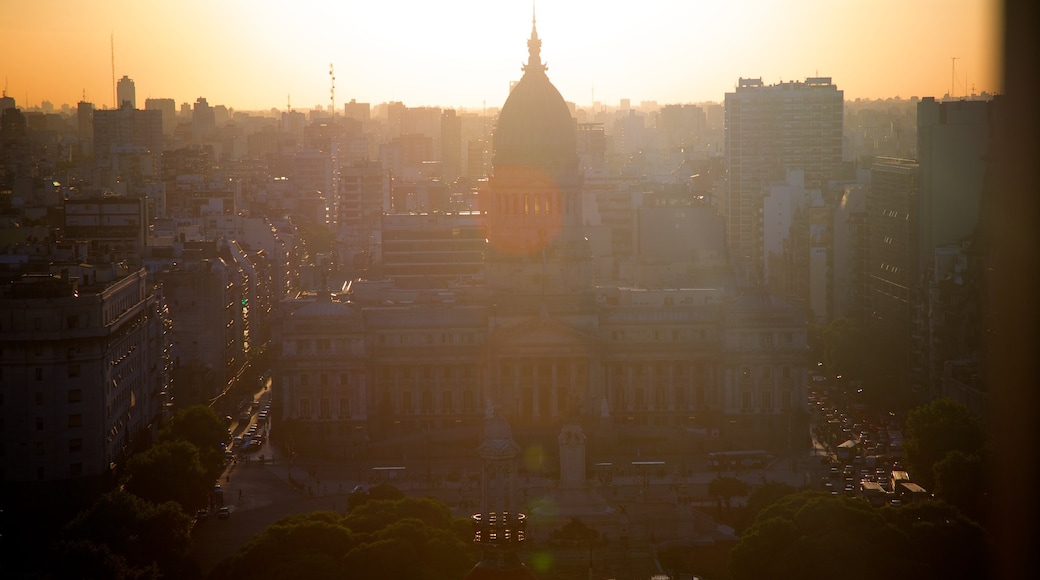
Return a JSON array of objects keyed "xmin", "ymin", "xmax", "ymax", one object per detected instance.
[{"xmin": 1, "ymin": 0, "xmax": 1001, "ymax": 112}]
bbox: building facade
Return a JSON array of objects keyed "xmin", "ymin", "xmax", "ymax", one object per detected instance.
[
  {"xmin": 724, "ymin": 77, "xmax": 843, "ymax": 284},
  {"xmin": 0, "ymin": 268, "xmax": 168, "ymax": 484}
]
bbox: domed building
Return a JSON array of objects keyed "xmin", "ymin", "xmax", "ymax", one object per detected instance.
[{"xmin": 484, "ymin": 15, "xmax": 592, "ymax": 295}]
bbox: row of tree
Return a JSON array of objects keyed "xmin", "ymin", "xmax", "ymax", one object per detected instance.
[
  {"xmin": 210, "ymin": 485, "xmax": 477, "ymax": 580},
  {"xmin": 5, "ymin": 405, "xmax": 230, "ymax": 579}
]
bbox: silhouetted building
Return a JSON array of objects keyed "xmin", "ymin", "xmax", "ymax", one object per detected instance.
[
  {"xmin": 0, "ymin": 268, "xmax": 167, "ymax": 485},
  {"xmin": 724, "ymin": 77, "xmax": 843, "ymax": 284},
  {"xmin": 144, "ymin": 97, "xmax": 177, "ymax": 135},
  {"xmin": 485, "ymin": 17, "xmax": 590, "ymax": 295},
  {"xmin": 868, "ymin": 157, "xmax": 920, "ymax": 379},
  {"xmin": 116, "ymin": 75, "xmax": 136, "ymax": 109}
]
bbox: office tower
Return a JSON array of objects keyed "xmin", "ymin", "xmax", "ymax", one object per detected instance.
[
  {"xmin": 343, "ymin": 98, "xmax": 371, "ymax": 122},
  {"xmin": 116, "ymin": 75, "xmax": 136, "ymax": 109},
  {"xmin": 724, "ymin": 77, "xmax": 843, "ymax": 284},
  {"xmin": 441, "ymin": 109, "xmax": 462, "ymax": 182},
  {"xmin": 868, "ymin": 157, "xmax": 920, "ymax": 378},
  {"xmin": 144, "ymin": 97, "xmax": 177, "ymax": 135},
  {"xmin": 192, "ymin": 97, "xmax": 216, "ymax": 141},
  {"xmin": 915, "ymin": 97, "xmax": 992, "ymax": 272}
]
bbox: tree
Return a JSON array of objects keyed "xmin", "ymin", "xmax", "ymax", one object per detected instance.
[
  {"xmin": 62, "ymin": 489, "xmax": 196, "ymax": 578},
  {"xmin": 211, "ymin": 496, "xmax": 474, "ymax": 580},
  {"xmin": 708, "ymin": 475, "xmax": 750, "ymax": 510},
  {"xmin": 730, "ymin": 492, "xmax": 903, "ymax": 580},
  {"xmin": 729, "ymin": 491, "xmax": 989, "ymax": 580},
  {"xmin": 161, "ymin": 404, "xmax": 229, "ymax": 480},
  {"xmin": 932, "ymin": 449, "xmax": 988, "ymax": 522},
  {"xmin": 903, "ymin": 398, "xmax": 986, "ymax": 489},
  {"xmin": 735, "ymin": 480, "xmax": 799, "ymax": 534},
  {"xmin": 123, "ymin": 439, "xmax": 212, "ymax": 510},
  {"xmin": 879, "ymin": 500, "xmax": 990, "ymax": 577}
]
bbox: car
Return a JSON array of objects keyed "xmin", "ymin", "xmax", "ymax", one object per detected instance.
[
  {"xmin": 195, "ymin": 508, "xmax": 209, "ymax": 522},
  {"xmin": 889, "ymin": 499, "xmax": 903, "ymax": 507},
  {"xmin": 217, "ymin": 506, "xmax": 230, "ymax": 519}
]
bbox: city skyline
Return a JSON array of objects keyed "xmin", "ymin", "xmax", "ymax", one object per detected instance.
[{"xmin": 2, "ymin": 0, "xmax": 1000, "ymax": 111}]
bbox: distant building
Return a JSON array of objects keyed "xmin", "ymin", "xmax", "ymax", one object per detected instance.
[
  {"xmin": 724, "ymin": 77, "xmax": 844, "ymax": 284},
  {"xmin": 63, "ymin": 195, "xmax": 148, "ymax": 267},
  {"xmin": 380, "ymin": 212, "xmax": 486, "ymax": 287},
  {"xmin": 116, "ymin": 75, "xmax": 136, "ymax": 109},
  {"xmin": 868, "ymin": 157, "xmax": 920, "ymax": 377},
  {"xmin": 144, "ymin": 97, "xmax": 177, "ymax": 135},
  {"xmin": 272, "ymin": 18, "xmax": 809, "ymax": 460}
]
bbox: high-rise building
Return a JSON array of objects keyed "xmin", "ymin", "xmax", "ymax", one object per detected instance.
[
  {"xmin": 868, "ymin": 157, "xmax": 920, "ymax": 376},
  {"xmin": 915, "ymin": 97, "xmax": 992, "ymax": 273},
  {"xmin": 0, "ymin": 268, "xmax": 167, "ymax": 485},
  {"xmin": 144, "ymin": 97, "xmax": 177, "ymax": 135},
  {"xmin": 724, "ymin": 77, "xmax": 843, "ymax": 283},
  {"xmin": 116, "ymin": 75, "xmax": 136, "ymax": 109}
]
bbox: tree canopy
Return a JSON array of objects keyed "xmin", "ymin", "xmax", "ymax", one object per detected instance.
[
  {"xmin": 211, "ymin": 495, "xmax": 475, "ymax": 580},
  {"xmin": 122, "ymin": 439, "xmax": 212, "ymax": 510},
  {"xmin": 160, "ymin": 404, "xmax": 229, "ymax": 480},
  {"xmin": 60, "ymin": 488, "xmax": 197, "ymax": 579},
  {"xmin": 903, "ymin": 397, "xmax": 986, "ymax": 490},
  {"xmin": 729, "ymin": 491, "xmax": 989, "ymax": 580}
]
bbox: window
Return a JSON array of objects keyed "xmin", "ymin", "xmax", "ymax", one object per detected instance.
[
  {"xmin": 300, "ymin": 399, "xmax": 311, "ymax": 417},
  {"xmin": 35, "ymin": 392, "xmax": 43, "ymax": 405},
  {"xmin": 69, "ymin": 438, "xmax": 82, "ymax": 452},
  {"xmin": 320, "ymin": 398, "xmax": 330, "ymax": 418},
  {"xmin": 36, "ymin": 417, "xmax": 44, "ymax": 430},
  {"xmin": 69, "ymin": 463, "xmax": 83, "ymax": 477},
  {"xmin": 35, "ymin": 367, "xmax": 43, "ymax": 381},
  {"xmin": 68, "ymin": 364, "xmax": 81, "ymax": 378},
  {"xmin": 68, "ymin": 414, "xmax": 82, "ymax": 428},
  {"xmin": 339, "ymin": 397, "xmax": 350, "ymax": 417}
]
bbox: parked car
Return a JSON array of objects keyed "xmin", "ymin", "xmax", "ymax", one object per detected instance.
[{"xmin": 218, "ymin": 506, "xmax": 230, "ymax": 519}]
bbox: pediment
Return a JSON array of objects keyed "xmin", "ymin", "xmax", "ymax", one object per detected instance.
[{"xmin": 488, "ymin": 315, "xmax": 596, "ymax": 351}]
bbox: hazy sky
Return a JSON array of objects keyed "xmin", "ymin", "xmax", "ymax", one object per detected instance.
[{"xmin": 1, "ymin": 0, "xmax": 1001, "ymax": 112}]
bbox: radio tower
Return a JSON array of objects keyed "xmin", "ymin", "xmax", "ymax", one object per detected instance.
[
  {"xmin": 329, "ymin": 63, "xmax": 336, "ymax": 121},
  {"xmin": 111, "ymin": 33, "xmax": 116, "ymax": 109},
  {"xmin": 950, "ymin": 56, "xmax": 959, "ymax": 99}
]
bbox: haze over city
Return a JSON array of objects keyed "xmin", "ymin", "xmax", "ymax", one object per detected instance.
[{"xmin": 3, "ymin": 0, "xmax": 1001, "ymax": 110}]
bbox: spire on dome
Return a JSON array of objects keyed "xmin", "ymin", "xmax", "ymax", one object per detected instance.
[{"xmin": 524, "ymin": 3, "xmax": 545, "ymax": 74}]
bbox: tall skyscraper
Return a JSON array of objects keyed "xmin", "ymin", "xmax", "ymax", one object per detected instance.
[
  {"xmin": 915, "ymin": 97, "xmax": 992, "ymax": 272},
  {"xmin": 724, "ymin": 77, "xmax": 843, "ymax": 284},
  {"xmin": 116, "ymin": 75, "xmax": 136, "ymax": 109}
]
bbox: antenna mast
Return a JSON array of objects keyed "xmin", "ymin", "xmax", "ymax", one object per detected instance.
[
  {"xmin": 111, "ymin": 33, "xmax": 116, "ymax": 108},
  {"xmin": 950, "ymin": 56, "xmax": 959, "ymax": 99},
  {"xmin": 329, "ymin": 63, "xmax": 336, "ymax": 121}
]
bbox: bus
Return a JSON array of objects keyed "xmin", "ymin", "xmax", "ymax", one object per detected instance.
[
  {"xmin": 859, "ymin": 481, "xmax": 887, "ymax": 506},
  {"xmin": 707, "ymin": 450, "xmax": 771, "ymax": 470},
  {"xmin": 897, "ymin": 481, "xmax": 930, "ymax": 504}
]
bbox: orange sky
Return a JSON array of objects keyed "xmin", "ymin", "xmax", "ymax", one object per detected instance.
[{"xmin": 1, "ymin": 0, "xmax": 1002, "ymax": 111}]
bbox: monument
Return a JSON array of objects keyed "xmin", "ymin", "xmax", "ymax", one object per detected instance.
[{"xmin": 530, "ymin": 422, "xmax": 614, "ymax": 519}]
